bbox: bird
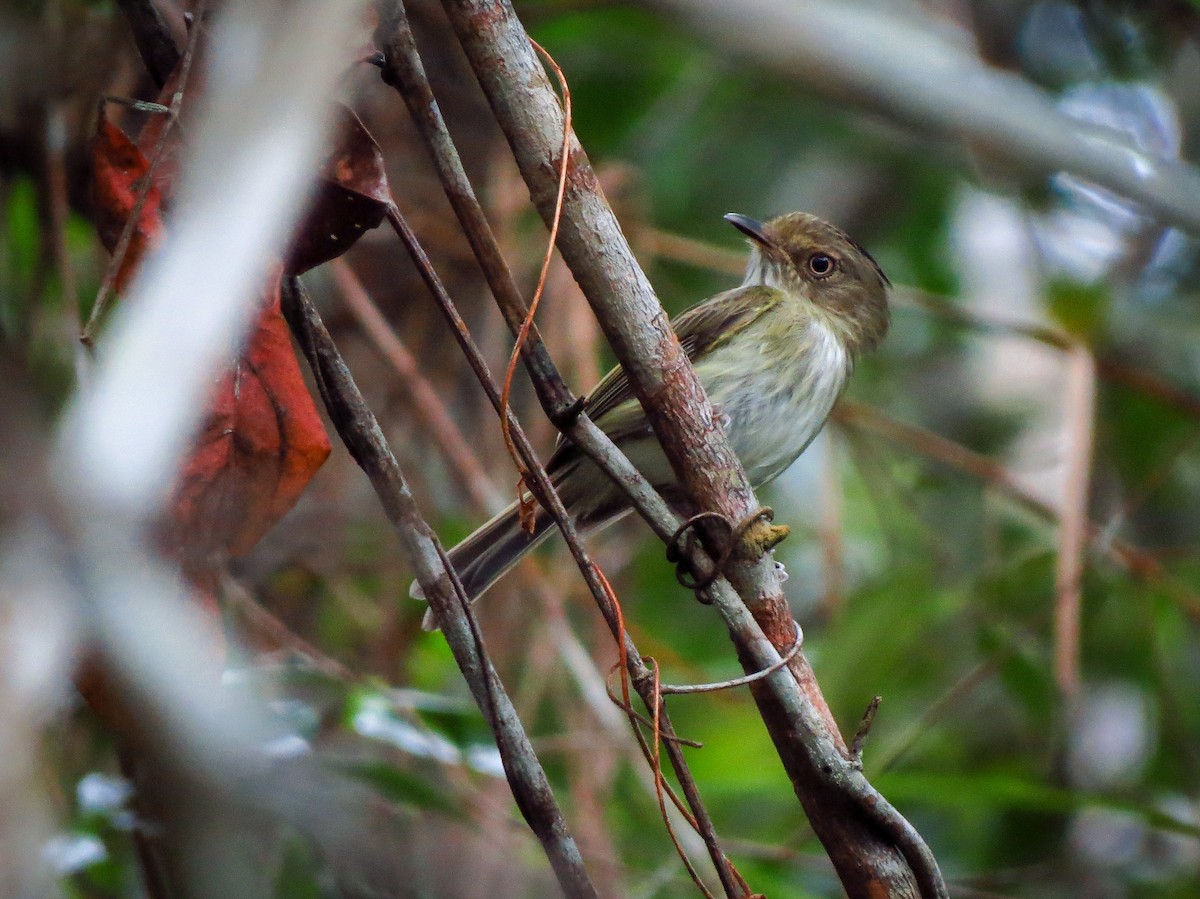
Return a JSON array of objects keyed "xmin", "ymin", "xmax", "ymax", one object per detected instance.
[{"xmin": 416, "ymin": 211, "xmax": 890, "ymax": 630}]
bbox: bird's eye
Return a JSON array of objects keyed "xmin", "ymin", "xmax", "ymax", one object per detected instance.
[{"xmin": 808, "ymin": 253, "xmax": 836, "ymax": 277}]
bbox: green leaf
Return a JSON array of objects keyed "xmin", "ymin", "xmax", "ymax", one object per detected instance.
[
  {"xmin": 877, "ymin": 771, "xmax": 1200, "ymax": 839},
  {"xmin": 1046, "ymin": 277, "xmax": 1109, "ymax": 340},
  {"xmin": 339, "ymin": 760, "xmax": 462, "ymax": 817}
]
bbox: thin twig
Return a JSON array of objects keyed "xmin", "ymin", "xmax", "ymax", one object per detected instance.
[
  {"xmin": 280, "ymin": 277, "xmax": 598, "ymax": 899},
  {"xmin": 115, "ymin": 745, "xmax": 173, "ymax": 899},
  {"xmin": 641, "ymin": 660, "xmax": 717, "ymax": 898},
  {"xmin": 835, "ymin": 400, "xmax": 1200, "ymax": 622},
  {"xmin": 659, "ymin": 622, "xmax": 804, "ymax": 695},
  {"xmin": 330, "ymin": 258, "xmax": 503, "ymax": 513},
  {"xmin": 875, "ymin": 660, "xmax": 1000, "ymax": 775},
  {"xmin": 834, "ymin": 402, "xmax": 1051, "ymax": 518},
  {"xmin": 898, "ymin": 293, "xmax": 1200, "ymax": 437},
  {"xmin": 638, "ymin": 226, "xmax": 745, "ymax": 276},
  {"xmin": 818, "ymin": 433, "xmax": 845, "ymax": 617},
  {"xmin": 221, "ymin": 572, "xmax": 358, "ymax": 682},
  {"xmin": 1096, "ymin": 428, "xmax": 1200, "ymax": 545},
  {"xmin": 41, "ymin": 103, "xmax": 79, "ymax": 332},
  {"xmin": 1054, "ymin": 345, "xmax": 1095, "ymax": 705},
  {"xmin": 850, "ymin": 696, "xmax": 882, "ymax": 764},
  {"xmin": 1097, "ymin": 356, "xmax": 1200, "ymax": 423}
]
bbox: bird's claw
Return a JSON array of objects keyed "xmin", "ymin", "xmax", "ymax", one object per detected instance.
[{"xmin": 759, "ymin": 522, "xmax": 790, "ymax": 552}]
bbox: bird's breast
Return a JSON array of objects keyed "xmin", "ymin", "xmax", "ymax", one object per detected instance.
[{"xmin": 696, "ymin": 315, "xmax": 850, "ymax": 486}]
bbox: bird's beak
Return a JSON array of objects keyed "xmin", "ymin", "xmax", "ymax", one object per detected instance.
[{"xmin": 724, "ymin": 213, "xmax": 773, "ymax": 248}]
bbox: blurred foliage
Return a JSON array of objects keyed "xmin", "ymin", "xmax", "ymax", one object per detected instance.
[{"xmin": 6, "ymin": 0, "xmax": 1200, "ymax": 896}]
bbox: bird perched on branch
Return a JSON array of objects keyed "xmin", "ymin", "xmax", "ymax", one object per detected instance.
[{"xmin": 415, "ymin": 211, "xmax": 890, "ymax": 629}]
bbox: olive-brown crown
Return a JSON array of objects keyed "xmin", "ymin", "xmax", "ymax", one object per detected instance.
[{"xmin": 729, "ymin": 211, "xmax": 891, "ymax": 355}]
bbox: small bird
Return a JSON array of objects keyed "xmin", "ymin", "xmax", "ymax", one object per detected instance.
[{"xmin": 417, "ymin": 211, "xmax": 890, "ymax": 629}]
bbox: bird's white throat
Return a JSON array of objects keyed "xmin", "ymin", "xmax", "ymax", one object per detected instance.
[{"xmin": 741, "ymin": 247, "xmax": 780, "ymax": 290}]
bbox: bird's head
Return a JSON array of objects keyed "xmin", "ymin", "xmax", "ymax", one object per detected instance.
[{"xmin": 726, "ymin": 211, "xmax": 891, "ymax": 354}]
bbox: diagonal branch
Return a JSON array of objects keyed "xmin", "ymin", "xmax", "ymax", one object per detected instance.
[
  {"xmin": 652, "ymin": 0, "xmax": 1200, "ymax": 233},
  {"xmin": 433, "ymin": 0, "xmax": 946, "ymax": 895},
  {"xmin": 330, "ymin": 258, "xmax": 504, "ymax": 513},
  {"xmin": 336, "ymin": 253, "xmax": 741, "ymax": 869},
  {"xmin": 372, "ymin": 8, "xmax": 787, "ymax": 893},
  {"xmin": 380, "ymin": 192, "xmax": 742, "ymax": 895},
  {"xmin": 834, "ymin": 400, "xmax": 1200, "ymax": 623},
  {"xmin": 115, "ymin": 0, "xmax": 182, "ymax": 89},
  {"xmin": 280, "ymin": 277, "xmax": 598, "ymax": 899}
]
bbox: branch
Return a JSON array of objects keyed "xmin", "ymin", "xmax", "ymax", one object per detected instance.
[
  {"xmin": 280, "ymin": 278, "xmax": 598, "ymax": 899},
  {"xmin": 435, "ymin": 0, "xmax": 945, "ymax": 895},
  {"xmin": 381, "ymin": 193, "xmax": 743, "ymax": 893},
  {"xmin": 48, "ymin": 1, "xmax": 409, "ymax": 892},
  {"xmin": 834, "ymin": 400, "xmax": 1200, "ymax": 624},
  {"xmin": 331, "ymin": 254, "xmax": 725, "ymax": 876},
  {"xmin": 330, "ymin": 258, "xmax": 504, "ymax": 513},
  {"xmin": 1054, "ymin": 346, "xmax": 1095, "ymax": 705},
  {"xmin": 373, "ymin": 9, "xmax": 760, "ymax": 893},
  {"xmin": 653, "ymin": 0, "xmax": 1200, "ymax": 234},
  {"xmin": 1097, "ymin": 356, "xmax": 1200, "ymax": 423}
]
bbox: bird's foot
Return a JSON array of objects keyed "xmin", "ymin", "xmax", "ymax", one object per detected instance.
[{"xmin": 751, "ymin": 521, "xmax": 790, "ymax": 553}]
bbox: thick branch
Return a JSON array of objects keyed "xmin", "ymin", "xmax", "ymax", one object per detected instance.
[
  {"xmin": 372, "ymin": 10, "xmax": 764, "ymax": 892},
  {"xmin": 437, "ymin": 0, "xmax": 945, "ymax": 895}
]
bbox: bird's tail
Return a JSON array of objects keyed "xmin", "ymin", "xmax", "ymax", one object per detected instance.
[{"xmin": 413, "ymin": 498, "xmax": 556, "ymax": 631}]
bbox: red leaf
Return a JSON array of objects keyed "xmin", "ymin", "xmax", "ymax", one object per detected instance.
[
  {"xmin": 286, "ymin": 105, "xmax": 391, "ymax": 274},
  {"xmin": 91, "ymin": 118, "xmax": 165, "ymax": 295},
  {"xmin": 170, "ymin": 273, "xmax": 332, "ymax": 560}
]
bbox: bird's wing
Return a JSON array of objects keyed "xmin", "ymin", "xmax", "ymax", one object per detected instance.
[
  {"xmin": 549, "ymin": 285, "xmax": 783, "ymax": 463},
  {"xmin": 674, "ymin": 283, "xmax": 784, "ymax": 360}
]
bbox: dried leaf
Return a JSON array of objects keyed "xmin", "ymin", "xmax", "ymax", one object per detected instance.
[
  {"xmin": 286, "ymin": 105, "xmax": 391, "ymax": 274},
  {"xmin": 170, "ymin": 273, "xmax": 332, "ymax": 559},
  {"xmin": 90, "ymin": 118, "xmax": 165, "ymax": 295}
]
